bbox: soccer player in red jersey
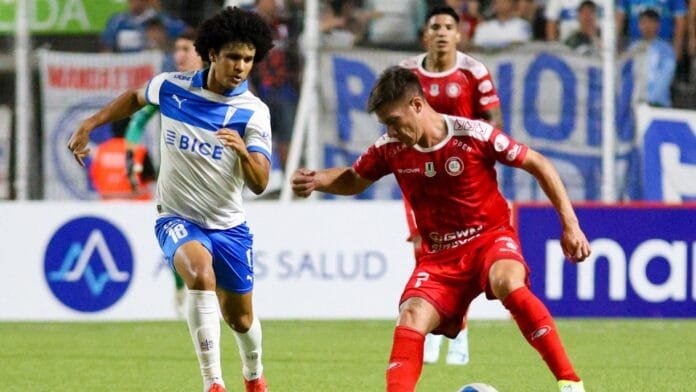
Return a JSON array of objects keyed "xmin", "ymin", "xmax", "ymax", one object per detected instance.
[
  {"xmin": 291, "ymin": 66, "xmax": 589, "ymax": 392},
  {"xmin": 400, "ymin": 5, "xmax": 503, "ymax": 365}
]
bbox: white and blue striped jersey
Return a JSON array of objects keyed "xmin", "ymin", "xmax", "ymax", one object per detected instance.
[{"xmin": 145, "ymin": 69, "xmax": 272, "ymax": 229}]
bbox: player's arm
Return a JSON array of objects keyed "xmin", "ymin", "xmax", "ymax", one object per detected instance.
[
  {"xmin": 519, "ymin": 148, "xmax": 591, "ymax": 263},
  {"xmin": 479, "ymin": 106, "xmax": 503, "ymax": 130},
  {"xmin": 68, "ymin": 87, "xmax": 148, "ymax": 166},
  {"xmin": 673, "ymin": 14, "xmax": 687, "ymax": 61},
  {"xmin": 291, "ymin": 167, "xmax": 373, "ymax": 198},
  {"xmin": 125, "ymin": 104, "xmax": 158, "ymax": 190},
  {"xmin": 217, "ymin": 128, "xmax": 270, "ymax": 195}
]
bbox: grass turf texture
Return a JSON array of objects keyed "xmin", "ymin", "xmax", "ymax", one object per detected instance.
[{"xmin": 1, "ymin": 319, "xmax": 695, "ymax": 391}]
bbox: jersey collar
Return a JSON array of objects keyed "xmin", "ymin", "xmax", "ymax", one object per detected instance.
[
  {"xmin": 413, "ymin": 115, "xmax": 453, "ymax": 153},
  {"xmin": 192, "ymin": 68, "xmax": 249, "ymax": 97}
]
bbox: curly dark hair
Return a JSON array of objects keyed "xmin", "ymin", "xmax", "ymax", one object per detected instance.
[{"xmin": 194, "ymin": 7, "xmax": 274, "ymax": 63}]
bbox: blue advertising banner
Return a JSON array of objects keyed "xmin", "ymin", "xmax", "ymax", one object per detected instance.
[
  {"xmin": 516, "ymin": 204, "xmax": 696, "ymax": 317},
  {"xmin": 318, "ymin": 44, "xmax": 640, "ymax": 201},
  {"xmin": 636, "ymin": 104, "xmax": 696, "ymax": 202}
]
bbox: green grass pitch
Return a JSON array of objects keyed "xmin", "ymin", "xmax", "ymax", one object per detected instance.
[{"xmin": 1, "ymin": 319, "xmax": 695, "ymax": 391}]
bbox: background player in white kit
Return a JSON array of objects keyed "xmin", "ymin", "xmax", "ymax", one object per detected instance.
[{"xmin": 68, "ymin": 7, "xmax": 274, "ymax": 392}]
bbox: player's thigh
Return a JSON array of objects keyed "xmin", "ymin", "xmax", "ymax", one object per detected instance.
[
  {"xmin": 155, "ymin": 216, "xmax": 213, "ymax": 276},
  {"xmin": 479, "ymin": 233, "xmax": 530, "ymax": 299},
  {"xmin": 206, "ymin": 223, "xmax": 255, "ymax": 294}
]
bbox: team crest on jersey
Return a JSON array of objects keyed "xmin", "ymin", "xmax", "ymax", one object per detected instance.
[
  {"xmin": 446, "ymin": 83, "xmax": 461, "ymax": 98},
  {"xmin": 445, "ymin": 157, "xmax": 464, "ymax": 176},
  {"xmin": 425, "ymin": 161, "xmax": 436, "ymax": 177},
  {"xmin": 429, "ymin": 84, "xmax": 440, "ymax": 97},
  {"xmin": 494, "ymin": 134, "xmax": 510, "ymax": 152}
]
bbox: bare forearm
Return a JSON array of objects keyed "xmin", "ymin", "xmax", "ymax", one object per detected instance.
[
  {"xmin": 316, "ymin": 167, "xmax": 369, "ymax": 195},
  {"xmin": 524, "ymin": 152, "xmax": 578, "ymax": 229},
  {"xmin": 674, "ymin": 17, "xmax": 686, "ymax": 56},
  {"xmin": 481, "ymin": 107, "xmax": 503, "ymax": 129},
  {"xmin": 84, "ymin": 89, "xmax": 145, "ymax": 131},
  {"xmin": 239, "ymin": 153, "xmax": 269, "ymax": 195}
]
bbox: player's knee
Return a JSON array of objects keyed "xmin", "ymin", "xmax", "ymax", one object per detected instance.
[
  {"xmin": 186, "ymin": 264, "xmax": 216, "ymax": 291},
  {"xmin": 490, "ymin": 274, "xmax": 525, "ymax": 300},
  {"xmin": 489, "ymin": 260, "xmax": 526, "ymax": 300},
  {"xmin": 225, "ymin": 312, "xmax": 253, "ymax": 332}
]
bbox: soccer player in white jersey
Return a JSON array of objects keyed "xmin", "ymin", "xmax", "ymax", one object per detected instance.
[{"xmin": 68, "ymin": 7, "xmax": 274, "ymax": 392}]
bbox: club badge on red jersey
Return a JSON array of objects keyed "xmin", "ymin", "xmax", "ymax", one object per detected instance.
[
  {"xmin": 429, "ymin": 84, "xmax": 439, "ymax": 97},
  {"xmin": 445, "ymin": 156, "xmax": 464, "ymax": 176},
  {"xmin": 446, "ymin": 82, "xmax": 461, "ymax": 98},
  {"xmin": 425, "ymin": 161, "xmax": 436, "ymax": 177}
]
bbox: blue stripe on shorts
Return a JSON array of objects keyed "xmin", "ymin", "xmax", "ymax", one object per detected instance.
[{"xmin": 155, "ymin": 216, "xmax": 255, "ymax": 293}]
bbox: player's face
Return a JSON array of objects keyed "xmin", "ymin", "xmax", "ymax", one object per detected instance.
[
  {"xmin": 424, "ymin": 14, "xmax": 461, "ymax": 54},
  {"xmin": 376, "ymin": 97, "xmax": 422, "ymax": 146},
  {"xmin": 208, "ymin": 42, "xmax": 256, "ymax": 93},
  {"xmin": 174, "ymin": 38, "xmax": 202, "ymax": 72}
]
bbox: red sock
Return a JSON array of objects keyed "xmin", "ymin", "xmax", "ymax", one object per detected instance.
[
  {"xmin": 386, "ymin": 326, "xmax": 425, "ymax": 392},
  {"xmin": 502, "ymin": 287, "xmax": 580, "ymax": 382}
]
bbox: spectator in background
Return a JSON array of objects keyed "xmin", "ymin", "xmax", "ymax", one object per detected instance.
[
  {"xmin": 629, "ymin": 9, "xmax": 677, "ymax": 107},
  {"xmin": 101, "ymin": 0, "xmax": 188, "ymax": 53},
  {"xmin": 564, "ymin": 0, "xmax": 601, "ymax": 56},
  {"xmin": 616, "ymin": 0, "xmax": 687, "ymax": 61},
  {"xmin": 444, "ymin": 0, "xmax": 483, "ymax": 49},
  {"xmin": 251, "ymin": 0, "xmax": 300, "ymax": 172},
  {"xmin": 518, "ymin": 0, "xmax": 546, "ymax": 40},
  {"xmin": 320, "ymin": 0, "xmax": 381, "ymax": 48},
  {"xmin": 365, "ymin": 0, "xmax": 427, "ymax": 47},
  {"xmin": 689, "ymin": 0, "xmax": 696, "ymax": 77},
  {"xmin": 544, "ymin": 0, "xmax": 582, "ymax": 42},
  {"xmin": 144, "ymin": 17, "xmax": 176, "ymax": 71},
  {"xmin": 472, "ymin": 0, "xmax": 531, "ymax": 49}
]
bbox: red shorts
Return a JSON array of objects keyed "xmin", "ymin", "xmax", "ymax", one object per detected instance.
[{"xmin": 400, "ymin": 229, "xmax": 529, "ymax": 338}]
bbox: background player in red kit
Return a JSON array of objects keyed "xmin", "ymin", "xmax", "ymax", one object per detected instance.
[
  {"xmin": 291, "ymin": 66, "xmax": 590, "ymax": 392},
  {"xmin": 399, "ymin": 5, "xmax": 503, "ymax": 365}
]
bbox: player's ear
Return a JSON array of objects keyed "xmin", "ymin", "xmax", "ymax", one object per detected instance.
[
  {"xmin": 411, "ymin": 96, "xmax": 424, "ymax": 113},
  {"xmin": 208, "ymin": 49, "xmax": 216, "ymax": 63}
]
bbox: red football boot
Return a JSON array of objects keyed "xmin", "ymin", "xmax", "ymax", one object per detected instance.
[
  {"xmin": 244, "ymin": 375, "xmax": 268, "ymax": 392},
  {"xmin": 207, "ymin": 383, "xmax": 226, "ymax": 392}
]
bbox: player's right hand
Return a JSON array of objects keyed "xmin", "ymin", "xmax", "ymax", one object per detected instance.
[
  {"xmin": 291, "ymin": 168, "xmax": 316, "ymax": 198},
  {"xmin": 67, "ymin": 124, "xmax": 92, "ymax": 167}
]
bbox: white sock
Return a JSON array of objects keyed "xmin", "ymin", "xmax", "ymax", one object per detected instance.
[
  {"xmin": 186, "ymin": 290, "xmax": 224, "ymax": 391},
  {"xmin": 233, "ymin": 316, "xmax": 264, "ymax": 381}
]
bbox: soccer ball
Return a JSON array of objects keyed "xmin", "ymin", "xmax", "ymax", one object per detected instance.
[{"xmin": 457, "ymin": 383, "xmax": 499, "ymax": 392}]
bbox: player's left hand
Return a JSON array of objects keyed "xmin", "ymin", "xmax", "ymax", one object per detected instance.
[
  {"xmin": 560, "ymin": 225, "xmax": 591, "ymax": 263},
  {"xmin": 217, "ymin": 128, "xmax": 248, "ymax": 158}
]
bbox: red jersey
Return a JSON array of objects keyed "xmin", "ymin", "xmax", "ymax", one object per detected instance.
[
  {"xmin": 399, "ymin": 52, "xmax": 500, "ymax": 119},
  {"xmin": 354, "ymin": 116, "xmax": 528, "ymax": 256}
]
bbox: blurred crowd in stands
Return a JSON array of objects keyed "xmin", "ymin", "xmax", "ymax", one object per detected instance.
[{"xmin": 97, "ymin": 0, "xmax": 696, "ymax": 114}]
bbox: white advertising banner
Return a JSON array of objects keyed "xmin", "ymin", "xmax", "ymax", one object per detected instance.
[
  {"xmin": 38, "ymin": 50, "xmax": 162, "ymax": 200},
  {"xmin": 0, "ymin": 201, "xmax": 507, "ymax": 320},
  {"xmin": 0, "ymin": 105, "xmax": 10, "ymax": 199},
  {"xmin": 318, "ymin": 44, "xmax": 640, "ymax": 201}
]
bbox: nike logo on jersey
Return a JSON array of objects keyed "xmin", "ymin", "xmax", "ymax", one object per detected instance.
[{"xmin": 172, "ymin": 94, "xmax": 187, "ymax": 109}]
